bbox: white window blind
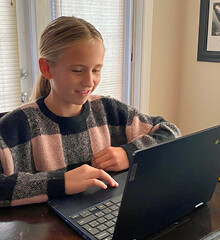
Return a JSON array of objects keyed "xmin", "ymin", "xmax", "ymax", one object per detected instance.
[
  {"xmin": 0, "ymin": 0, "xmax": 21, "ymax": 112},
  {"xmin": 52, "ymin": 0, "xmax": 125, "ymax": 102}
]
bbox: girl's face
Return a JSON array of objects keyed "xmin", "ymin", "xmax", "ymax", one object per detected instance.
[{"xmin": 45, "ymin": 39, "xmax": 105, "ymax": 116}]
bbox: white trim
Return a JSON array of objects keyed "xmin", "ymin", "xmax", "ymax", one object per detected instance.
[
  {"xmin": 140, "ymin": 0, "xmax": 153, "ymax": 114},
  {"xmin": 130, "ymin": 0, "xmax": 143, "ymax": 110},
  {"xmin": 16, "ymin": 0, "xmax": 38, "ymax": 94},
  {"xmin": 130, "ymin": 0, "xmax": 153, "ymax": 113},
  {"xmin": 123, "ymin": 0, "xmax": 133, "ymax": 105},
  {"xmin": 27, "ymin": 0, "xmax": 39, "ymax": 86},
  {"xmin": 35, "ymin": 0, "xmax": 52, "ymax": 53}
]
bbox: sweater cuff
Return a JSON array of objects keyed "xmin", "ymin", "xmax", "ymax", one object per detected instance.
[
  {"xmin": 120, "ymin": 142, "xmax": 138, "ymax": 165},
  {"xmin": 47, "ymin": 171, "xmax": 66, "ymax": 198}
]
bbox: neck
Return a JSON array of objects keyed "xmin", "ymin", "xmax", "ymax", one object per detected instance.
[{"xmin": 44, "ymin": 95, "xmax": 82, "ymax": 117}]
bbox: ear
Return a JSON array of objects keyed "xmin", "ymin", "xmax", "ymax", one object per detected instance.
[{"xmin": 39, "ymin": 58, "xmax": 52, "ymax": 79}]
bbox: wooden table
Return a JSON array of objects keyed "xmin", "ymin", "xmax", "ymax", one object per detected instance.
[{"xmin": 1, "ymin": 184, "xmax": 220, "ymax": 240}]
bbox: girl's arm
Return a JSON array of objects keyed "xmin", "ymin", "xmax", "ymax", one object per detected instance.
[
  {"xmin": 0, "ymin": 154, "xmax": 118, "ymax": 207},
  {"xmin": 0, "ymin": 158, "xmax": 65, "ymax": 207},
  {"xmin": 121, "ymin": 111, "xmax": 181, "ymax": 164},
  {"xmin": 92, "ymin": 99, "xmax": 181, "ymax": 171}
]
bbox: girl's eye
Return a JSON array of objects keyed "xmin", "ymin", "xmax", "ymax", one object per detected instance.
[
  {"xmin": 72, "ymin": 70, "xmax": 82, "ymax": 73},
  {"xmin": 93, "ymin": 69, "xmax": 101, "ymax": 73}
]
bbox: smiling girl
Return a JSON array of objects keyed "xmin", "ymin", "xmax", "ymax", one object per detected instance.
[{"xmin": 0, "ymin": 16, "xmax": 181, "ymax": 207}]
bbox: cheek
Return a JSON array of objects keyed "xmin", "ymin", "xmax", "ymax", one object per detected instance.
[
  {"xmin": 50, "ymin": 77, "xmax": 69, "ymax": 93},
  {"xmin": 94, "ymin": 76, "xmax": 101, "ymax": 87}
]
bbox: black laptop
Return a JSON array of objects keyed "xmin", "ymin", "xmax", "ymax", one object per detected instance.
[{"xmin": 48, "ymin": 125, "xmax": 220, "ymax": 240}]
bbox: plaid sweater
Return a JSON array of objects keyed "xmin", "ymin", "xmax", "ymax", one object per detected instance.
[{"xmin": 0, "ymin": 95, "xmax": 181, "ymax": 207}]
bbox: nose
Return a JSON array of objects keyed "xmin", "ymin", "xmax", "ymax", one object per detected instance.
[{"xmin": 82, "ymin": 71, "xmax": 94, "ymax": 88}]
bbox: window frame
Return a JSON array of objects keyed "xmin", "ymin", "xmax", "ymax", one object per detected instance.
[
  {"xmin": 130, "ymin": 0, "xmax": 153, "ymax": 114},
  {"xmin": 15, "ymin": 0, "xmax": 154, "ymax": 112},
  {"xmin": 16, "ymin": 0, "xmax": 38, "ymax": 98},
  {"xmin": 51, "ymin": 0, "xmax": 132, "ymax": 105}
]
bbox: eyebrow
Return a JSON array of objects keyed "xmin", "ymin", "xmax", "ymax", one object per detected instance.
[{"xmin": 69, "ymin": 64, "xmax": 103, "ymax": 68}]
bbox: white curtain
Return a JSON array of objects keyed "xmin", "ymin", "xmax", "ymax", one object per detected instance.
[
  {"xmin": 0, "ymin": 0, "xmax": 21, "ymax": 112},
  {"xmin": 53, "ymin": 0, "xmax": 125, "ymax": 101}
]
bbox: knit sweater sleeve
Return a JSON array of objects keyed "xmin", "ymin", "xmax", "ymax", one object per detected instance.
[
  {"xmin": 0, "ymin": 110, "xmax": 66, "ymax": 207},
  {"xmin": 0, "ymin": 160, "xmax": 65, "ymax": 207},
  {"xmin": 119, "ymin": 104, "xmax": 182, "ymax": 163}
]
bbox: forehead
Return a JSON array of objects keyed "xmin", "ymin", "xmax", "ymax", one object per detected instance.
[{"xmin": 57, "ymin": 39, "xmax": 105, "ymax": 65}]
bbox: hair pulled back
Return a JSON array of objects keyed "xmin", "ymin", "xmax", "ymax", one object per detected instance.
[{"xmin": 30, "ymin": 16, "xmax": 103, "ymax": 101}]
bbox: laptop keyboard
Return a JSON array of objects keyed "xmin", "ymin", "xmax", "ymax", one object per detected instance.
[{"xmin": 69, "ymin": 194, "xmax": 122, "ymax": 240}]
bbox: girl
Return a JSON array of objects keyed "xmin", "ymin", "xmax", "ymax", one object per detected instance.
[{"xmin": 0, "ymin": 16, "xmax": 181, "ymax": 207}]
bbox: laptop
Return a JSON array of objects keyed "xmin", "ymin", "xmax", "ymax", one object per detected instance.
[{"xmin": 48, "ymin": 125, "xmax": 220, "ymax": 240}]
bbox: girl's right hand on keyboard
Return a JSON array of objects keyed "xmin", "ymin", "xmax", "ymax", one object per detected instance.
[{"xmin": 64, "ymin": 164, "xmax": 119, "ymax": 195}]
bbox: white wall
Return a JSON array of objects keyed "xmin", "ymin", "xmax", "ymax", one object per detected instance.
[
  {"xmin": 145, "ymin": 0, "xmax": 220, "ymax": 135},
  {"xmin": 178, "ymin": 0, "xmax": 220, "ymax": 134}
]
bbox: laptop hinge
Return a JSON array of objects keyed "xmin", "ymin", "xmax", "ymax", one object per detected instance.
[{"xmin": 129, "ymin": 163, "xmax": 138, "ymax": 181}]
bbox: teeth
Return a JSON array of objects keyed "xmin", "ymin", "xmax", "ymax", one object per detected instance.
[{"xmin": 80, "ymin": 91, "xmax": 89, "ymax": 93}]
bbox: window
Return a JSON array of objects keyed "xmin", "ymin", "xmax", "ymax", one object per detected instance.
[
  {"xmin": 1, "ymin": 0, "xmax": 150, "ymax": 113},
  {"xmin": 0, "ymin": 0, "xmax": 21, "ymax": 112},
  {"xmin": 52, "ymin": 0, "xmax": 131, "ymax": 103}
]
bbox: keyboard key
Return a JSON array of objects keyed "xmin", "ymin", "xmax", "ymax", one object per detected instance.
[
  {"xmin": 105, "ymin": 214, "xmax": 114, "ymax": 220},
  {"xmin": 103, "ymin": 208, "xmax": 111, "ymax": 214},
  {"xmin": 97, "ymin": 217, "xmax": 107, "ymax": 224},
  {"xmin": 95, "ymin": 231, "xmax": 110, "ymax": 240},
  {"xmin": 107, "ymin": 227, "xmax": 115, "ymax": 234},
  {"xmin": 69, "ymin": 213, "xmax": 80, "ymax": 220},
  {"xmin": 79, "ymin": 210, "xmax": 91, "ymax": 218},
  {"xmin": 77, "ymin": 215, "xmax": 96, "ymax": 225},
  {"xmin": 112, "ymin": 210, "xmax": 119, "ymax": 217},
  {"xmin": 89, "ymin": 220, "xmax": 99, "ymax": 228},
  {"xmin": 109, "ymin": 205, "xmax": 118, "ymax": 211},
  {"xmin": 103, "ymin": 237, "xmax": 112, "ymax": 240},
  {"xmin": 83, "ymin": 224, "xmax": 100, "ymax": 235},
  {"xmin": 95, "ymin": 211, "xmax": 104, "ymax": 217},
  {"xmin": 105, "ymin": 220, "xmax": 115, "ymax": 227},
  {"xmin": 104, "ymin": 201, "xmax": 113, "ymax": 207},
  {"xmin": 97, "ymin": 204, "xmax": 106, "ymax": 210},
  {"xmin": 111, "ymin": 195, "xmax": 122, "ymax": 204},
  {"xmin": 97, "ymin": 224, "xmax": 108, "ymax": 231},
  {"xmin": 88, "ymin": 206, "xmax": 97, "ymax": 212}
]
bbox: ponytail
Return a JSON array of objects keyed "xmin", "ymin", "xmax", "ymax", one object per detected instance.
[
  {"xmin": 30, "ymin": 16, "xmax": 104, "ymax": 102},
  {"xmin": 29, "ymin": 74, "xmax": 51, "ymax": 101}
]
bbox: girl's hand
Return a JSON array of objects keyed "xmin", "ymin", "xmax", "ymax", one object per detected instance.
[
  {"xmin": 64, "ymin": 164, "xmax": 118, "ymax": 195},
  {"xmin": 92, "ymin": 147, "xmax": 129, "ymax": 172}
]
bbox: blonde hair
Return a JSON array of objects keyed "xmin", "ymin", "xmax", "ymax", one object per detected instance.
[{"xmin": 30, "ymin": 16, "xmax": 104, "ymax": 101}]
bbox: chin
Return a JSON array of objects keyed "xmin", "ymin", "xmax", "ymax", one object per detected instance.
[
  {"xmin": 67, "ymin": 94, "xmax": 91, "ymax": 106},
  {"xmin": 70, "ymin": 99, "xmax": 88, "ymax": 106}
]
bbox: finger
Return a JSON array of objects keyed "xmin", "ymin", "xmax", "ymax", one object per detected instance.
[
  {"xmin": 96, "ymin": 159, "xmax": 114, "ymax": 170},
  {"xmin": 92, "ymin": 154, "xmax": 112, "ymax": 168},
  {"xmin": 81, "ymin": 165, "xmax": 118, "ymax": 187},
  {"xmin": 95, "ymin": 169, "xmax": 119, "ymax": 187},
  {"xmin": 86, "ymin": 178, "xmax": 108, "ymax": 189},
  {"xmin": 93, "ymin": 148, "xmax": 108, "ymax": 159}
]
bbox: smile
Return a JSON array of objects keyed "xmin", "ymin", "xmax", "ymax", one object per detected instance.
[
  {"xmin": 79, "ymin": 90, "xmax": 89, "ymax": 93},
  {"xmin": 75, "ymin": 90, "xmax": 90, "ymax": 96}
]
